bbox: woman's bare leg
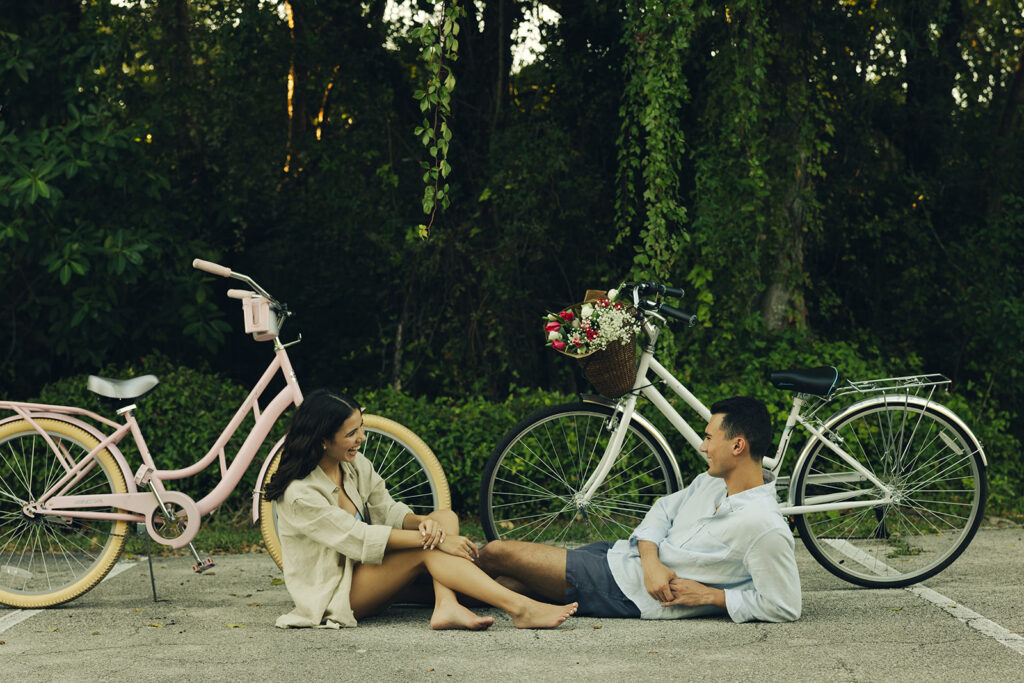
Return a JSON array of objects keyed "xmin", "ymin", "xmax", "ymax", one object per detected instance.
[
  {"xmin": 351, "ymin": 547, "xmax": 577, "ymax": 628},
  {"xmin": 424, "ymin": 510, "xmax": 494, "ymax": 630}
]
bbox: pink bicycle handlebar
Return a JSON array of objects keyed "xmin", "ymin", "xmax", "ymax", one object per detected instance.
[
  {"xmin": 226, "ymin": 289, "xmax": 255, "ymax": 300},
  {"xmin": 192, "ymin": 258, "xmax": 232, "ymax": 278}
]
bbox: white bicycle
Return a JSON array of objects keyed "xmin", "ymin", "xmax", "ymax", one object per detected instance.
[{"xmin": 478, "ymin": 281, "xmax": 987, "ymax": 588}]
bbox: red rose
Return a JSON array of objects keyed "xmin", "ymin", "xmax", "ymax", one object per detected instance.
[
  {"xmin": 544, "ymin": 321, "xmax": 561, "ymax": 332},
  {"xmin": 551, "ymin": 340, "xmax": 566, "ymax": 351},
  {"xmin": 559, "ymin": 311, "xmax": 575, "ymax": 322}
]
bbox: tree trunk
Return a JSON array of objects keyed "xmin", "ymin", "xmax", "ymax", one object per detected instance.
[
  {"xmin": 284, "ymin": 0, "xmax": 308, "ymax": 172},
  {"xmin": 760, "ymin": 3, "xmax": 813, "ymax": 332}
]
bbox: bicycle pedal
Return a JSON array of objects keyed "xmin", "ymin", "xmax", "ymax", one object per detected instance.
[{"xmin": 192, "ymin": 558, "xmax": 216, "ymax": 573}]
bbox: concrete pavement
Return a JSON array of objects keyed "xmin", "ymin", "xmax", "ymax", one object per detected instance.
[{"xmin": 2, "ymin": 526, "xmax": 1022, "ymax": 681}]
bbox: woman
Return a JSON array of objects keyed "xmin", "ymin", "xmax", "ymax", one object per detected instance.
[{"xmin": 265, "ymin": 389, "xmax": 577, "ymax": 630}]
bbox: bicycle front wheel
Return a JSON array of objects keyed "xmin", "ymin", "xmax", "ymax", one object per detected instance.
[
  {"xmin": 479, "ymin": 402, "xmax": 679, "ymax": 547},
  {"xmin": 259, "ymin": 414, "xmax": 450, "ymax": 569},
  {"xmin": 0, "ymin": 419, "xmax": 129, "ymax": 608},
  {"xmin": 792, "ymin": 397, "xmax": 986, "ymax": 588}
]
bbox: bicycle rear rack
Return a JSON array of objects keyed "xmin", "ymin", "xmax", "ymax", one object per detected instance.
[
  {"xmin": 799, "ymin": 373, "xmax": 951, "ymax": 422},
  {"xmin": 834, "ymin": 373, "xmax": 951, "ymax": 398}
]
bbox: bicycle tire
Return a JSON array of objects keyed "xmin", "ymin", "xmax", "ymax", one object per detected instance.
[
  {"xmin": 259, "ymin": 414, "xmax": 450, "ymax": 569},
  {"xmin": 479, "ymin": 402, "xmax": 679, "ymax": 547},
  {"xmin": 792, "ymin": 396, "xmax": 986, "ymax": 588},
  {"xmin": 0, "ymin": 419, "xmax": 129, "ymax": 608}
]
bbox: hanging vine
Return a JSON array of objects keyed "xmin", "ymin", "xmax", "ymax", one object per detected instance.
[
  {"xmin": 689, "ymin": 0, "xmax": 773, "ymax": 323},
  {"xmin": 615, "ymin": 1, "xmax": 696, "ymax": 280},
  {"xmin": 412, "ymin": 1, "xmax": 465, "ymax": 240}
]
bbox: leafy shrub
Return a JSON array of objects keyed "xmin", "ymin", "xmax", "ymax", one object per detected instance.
[
  {"xmin": 31, "ymin": 341, "xmax": 1020, "ymax": 521},
  {"xmin": 357, "ymin": 387, "xmax": 573, "ymax": 513}
]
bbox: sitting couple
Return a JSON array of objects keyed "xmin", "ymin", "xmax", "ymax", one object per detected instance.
[{"xmin": 268, "ymin": 391, "xmax": 801, "ymax": 630}]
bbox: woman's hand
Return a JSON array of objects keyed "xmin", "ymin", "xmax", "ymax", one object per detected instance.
[
  {"xmin": 436, "ymin": 534, "xmax": 479, "ymax": 561},
  {"xmin": 418, "ymin": 517, "xmax": 446, "ymax": 549}
]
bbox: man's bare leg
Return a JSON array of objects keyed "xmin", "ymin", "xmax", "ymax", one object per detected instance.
[
  {"xmin": 351, "ymin": 543, "xmax": 577, "ymax": 629},
  {"xmin": 476, "ymin": 540, "xmax": 570, "ymax": 603}
]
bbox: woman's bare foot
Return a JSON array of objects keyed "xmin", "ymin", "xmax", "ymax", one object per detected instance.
[
  {"xmin": 509, "ymin": 599, "xmax": 578, "ymax": 629},
  {"xmin": 430, "ymin": 602, "xmax": 496, "ymax": 631}
]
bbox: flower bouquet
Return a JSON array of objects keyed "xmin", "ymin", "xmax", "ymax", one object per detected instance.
[{"xmin": 543, "ymin": 288, "xmax": 641, "ymax": 397}]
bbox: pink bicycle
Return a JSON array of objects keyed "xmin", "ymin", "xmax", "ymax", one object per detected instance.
[{"xmin": 0, "ymin": 259, "xmax": 449, "ymax": 608}]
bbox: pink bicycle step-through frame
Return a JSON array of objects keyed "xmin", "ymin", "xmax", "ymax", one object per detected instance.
[{"xmin": 0, "ymin": 259, "xmax": 302, "ymax": 570}]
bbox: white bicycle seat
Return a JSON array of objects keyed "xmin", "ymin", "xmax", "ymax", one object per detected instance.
[{"xmin": 87, "ymin": 374, "xmax": 160, "ymax": 400}]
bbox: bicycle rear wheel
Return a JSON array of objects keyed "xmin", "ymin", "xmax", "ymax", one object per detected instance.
[
  {"xmin": 479, "ymin": 402, "xmax": 679, "ymax": 547},
  {"xmin": 0, "ymin": 419, "xmax": 129, "ymax": 608},
  {"xmin": 792, "ymin": 397, "xmax": 986, "ymax": 588},
  {"xmin": 259, "ymin": 414, "xmax": 449, "ymax": 569}
]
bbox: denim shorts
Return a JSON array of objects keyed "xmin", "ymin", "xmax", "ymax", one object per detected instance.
[{"xmin": 565, "ymin": 541, "xmax": 641, "ymax": 618}]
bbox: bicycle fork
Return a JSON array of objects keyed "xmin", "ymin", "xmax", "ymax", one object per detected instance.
[{"xmin": 574, "ymin": 393, "xmax": 643, "ymax": 511}]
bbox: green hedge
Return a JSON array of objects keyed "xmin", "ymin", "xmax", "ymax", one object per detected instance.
[{"xmin": 29, "ymin": 346, "xmax": 1022, "ymax": 518}]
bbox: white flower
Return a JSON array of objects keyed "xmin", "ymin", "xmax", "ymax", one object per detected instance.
[
  {"xmin": 547, "ymin": 331, "xmax": 562, "ymax": 341},
  {"xmin": 606, "ymin": 288, "xmax": 619, "ymax": 301},
  {"xmin": 581, "ymin": 303, "xmax": 594, "ymax": 318}
]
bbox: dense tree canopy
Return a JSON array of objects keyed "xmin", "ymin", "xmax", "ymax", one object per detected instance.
[{"xmin": 2, "ymin": 1, "xmax": 1021, "ymax": 504}]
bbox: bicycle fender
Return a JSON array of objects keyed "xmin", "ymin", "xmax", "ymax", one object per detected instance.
[
  {"xmin": 785, "ymin": 394, "xmax": 987, "ymax": 509},
  {"xmin": 0, "ymin": 411, "xmax": 139, "ymax": 494},
  {"xmin": 252, "ymin": 435, "xmax": 287, "ymax": 523},
  {"xmin": 579, "ymin": 394, "xmax": 683, "ymax": 485}
]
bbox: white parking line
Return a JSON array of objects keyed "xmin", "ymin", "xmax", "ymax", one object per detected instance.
[
  {"xmin": 826, "ymin": 539, "xmax": 1024, "ymax": 656},
  {"xmin": 0, "ymin": 560, "xmax": 137, "ymax": 635},
  {"xmin": 908, "ymin": 585, "xmax": 1024, "ymax": 655}
]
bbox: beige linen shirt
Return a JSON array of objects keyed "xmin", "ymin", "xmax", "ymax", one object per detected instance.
[{"xmin": 274, "ymin": 454, "xmax": 413, "ymax": 628}]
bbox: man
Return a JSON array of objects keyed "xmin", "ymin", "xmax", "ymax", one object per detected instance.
[{"xmin": 476, "ymin": 396, "xmax": 801, "ymax": 623}]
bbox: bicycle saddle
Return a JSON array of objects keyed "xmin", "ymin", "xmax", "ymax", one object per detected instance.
[
  {"xmin": 87, "ymin": 374, "xmax": 160, "ymax": 400},
  {"xmin": 769, "ymin": 366, "xmax": 839, "ymax": 397}
]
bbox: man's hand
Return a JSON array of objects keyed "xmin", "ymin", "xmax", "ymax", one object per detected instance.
[
  {"xmin": 643, "ymin": 561, "xmax": 677, "ymax": 603},
  {"xmin": 661, "ymin": 578, "xmax": 726, "ymax": 608},
  {"xmin": 637, "ymin": 540, "xmax": 676, "ymax": 602}
]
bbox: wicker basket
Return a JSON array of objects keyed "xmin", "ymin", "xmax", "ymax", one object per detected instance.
[
  {"xmin": 553, "ymin": 289, "xmax": 638, "ymax": 398},
  {"xmin": 576, "ymin": 337, "xmax": 637, "ymax": 397}
]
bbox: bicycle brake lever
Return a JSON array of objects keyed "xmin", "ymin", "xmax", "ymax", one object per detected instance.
[{"xmin": 279, "ymin": 334, "xmax": 302, "ymax": 349}]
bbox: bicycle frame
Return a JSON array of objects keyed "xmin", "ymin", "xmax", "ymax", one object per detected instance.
[
  {"xmin": 0, "ymin": 340, "xmax": 302, "ymax": 549},
  {"xmin": 575, "ymin": 314, "xmax": 943, "ymax": 518}
]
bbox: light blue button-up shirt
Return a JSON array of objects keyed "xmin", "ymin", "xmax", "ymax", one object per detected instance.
[{"xmin": 606, "ymin": 471, "xmax": 801, "ymax": 623}]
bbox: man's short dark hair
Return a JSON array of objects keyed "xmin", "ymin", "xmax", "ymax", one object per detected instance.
[{"xmin": 710, "ymin": 397, "xmax": 773, "ymax": 462}]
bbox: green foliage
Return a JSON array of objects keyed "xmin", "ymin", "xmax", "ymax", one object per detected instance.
[
  {"xmin": 2, "ymin": 0, "xmax": 1021, "ymax": 515},
  {"xmin": 32, "ymin": 352, "xmax": 286, "ymax": 510},
  {"xmin": 0, "ymin": 4, "xmax": 229, "ymax": 398},
  {"xmin": 412, "ymin": 1, "xmax": 465, "ymax": 238},
  {"xmin": 616, "ymin": 1, "xmax": 694, "ymax": 280}
]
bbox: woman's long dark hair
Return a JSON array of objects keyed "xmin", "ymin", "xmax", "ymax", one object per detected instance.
[{"xmin": 264, "ymin": 389, "xmax": 361, "ymax": 500}]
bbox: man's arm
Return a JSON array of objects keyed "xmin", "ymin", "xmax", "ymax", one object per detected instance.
[
  {"xmin": 722, "ymin": 530, "xmax": 802, "ymax": 623},
  {"xmin": 638, "ymin": 540, "xmax": 678, "ymax": 603},
  {"xmin": 629, "ymin": 493, "xmax": 677, "ymax": 548}
]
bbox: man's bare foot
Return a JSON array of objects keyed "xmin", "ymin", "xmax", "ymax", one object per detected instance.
[
  {"xmin": 430, "ymin": 602, "xmax": 496, "ymax": 631},
  {"xmin": 510, "ymin": 599, "xmax": 578, "ymax": 629}
]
